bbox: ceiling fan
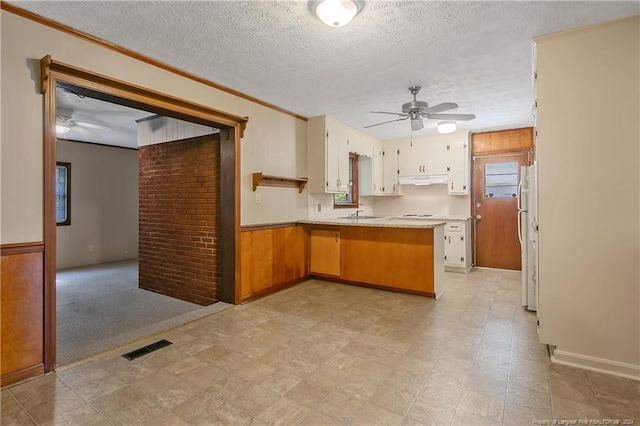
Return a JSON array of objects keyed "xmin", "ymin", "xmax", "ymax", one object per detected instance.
[
  {"xmin": 56, "ymin": 108, "xmax": 111, "ymax": 138},
  {"xmin": 364, "ymin": 86, "xmax": 476, "ymax": 131}
]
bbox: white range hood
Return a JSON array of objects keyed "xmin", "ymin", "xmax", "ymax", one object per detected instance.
[{"xmin": 398, "ymin": 175, "xmax": 448, "ymax": 185}]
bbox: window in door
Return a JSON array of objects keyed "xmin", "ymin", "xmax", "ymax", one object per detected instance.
[
  {"xmin": 484, "ymin": 161, "xmax": 518, "ymax": 198},
  {"xmin": 334, "ymin": 152, "xmax": 359, "ymax": 208},
  {"xmin": 56, "ymin": 162, "xmax": 71, "ymax": 225}
]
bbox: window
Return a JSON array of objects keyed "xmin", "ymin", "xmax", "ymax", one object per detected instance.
[
  {"xmin": 334, "ymin": 153, "xmax": 359, "ymax": 208},
  {"xmin": 484, "ymin": 161, "xmax": 518, "ymax": 198},
  {"xmin": 56, "ymin": 162, "xmax": 71, "ymax": 225}
]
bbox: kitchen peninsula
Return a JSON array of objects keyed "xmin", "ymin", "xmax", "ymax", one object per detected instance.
[{"xmin": 299, "ymin": 218, "xmax": 445, "ymax": 298}]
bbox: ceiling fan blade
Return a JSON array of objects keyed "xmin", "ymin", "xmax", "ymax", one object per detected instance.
[
  {"xmin": 427, "ymin": 113, "xmax": 476, "ymax": 121},
  {"xmin": 73, "ymin": 120, "xmax": 111, "ymax": 130},
  {"xmin": 423, "ymin": 102, "xmax": 458, "ymax": 114},
  {"xmin": 363, "ymin": 116, "xmax": 409, "ymax": 129},
  {"xmin": 411, "ymin": 118, "xmax": 424, "ymax": 131},
  {"xmin": 71, "ymin": 125, "xmax": 100, "ymax": 138},
  {"xmin": 370, "ymin": 111, "xmax": 408, "ymax": 117}
]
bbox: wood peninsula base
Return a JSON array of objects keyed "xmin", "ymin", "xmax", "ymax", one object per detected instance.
[{"xmin": 303, "ymin": 220, "xmax": 445, "ymax": 298}]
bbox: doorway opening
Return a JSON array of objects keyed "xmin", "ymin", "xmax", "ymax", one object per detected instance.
[
  {"xmin": 42, "ymin": 56, "xmax": 246, "ymax": 371},
  {"xmin": 470, "ymin": 128, "xmax": 534, "ymax": 270},
  {"xmin": 54, "ymin": 85, "xmax": 234, "ymax": 366}
]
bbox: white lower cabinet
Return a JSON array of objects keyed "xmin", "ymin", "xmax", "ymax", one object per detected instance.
[{"xmin": 444, "ymin": 220, "xmax": 472, "ymax": 273}]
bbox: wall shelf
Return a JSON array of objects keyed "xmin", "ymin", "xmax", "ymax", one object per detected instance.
[{"xmin": 252, "ymin": 173, "xmax": 308, "ymax": 193}]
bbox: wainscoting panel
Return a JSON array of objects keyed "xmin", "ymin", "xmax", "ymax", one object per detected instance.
[
  {"xmin": 471, "ymin": 127, "xmax": 533, "ymax": 155},
  {"xmin": 239, "ymin": 223, "xmax": 307, "ymax": 303},
  {"xmin": 1, "ymin": 243, "xmax": 45, "ymax": 387}
]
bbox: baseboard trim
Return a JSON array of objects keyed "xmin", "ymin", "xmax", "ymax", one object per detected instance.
[
  {"xmin": 1, "ymin": 364, "xmax": 45, "ymax": 389},
  {"xmin": 551, "ymin": 348, "xmax": 640, "ymax": 380},
  {"xmin": 308, "ymin": 274, "xmax": 436, "ymax": 298}
]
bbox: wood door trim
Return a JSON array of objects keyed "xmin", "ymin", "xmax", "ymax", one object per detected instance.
[
  {"xmin": 0, "ymin": 242, "xmax": 45, "ymax": 255},
  {"xmin": 42, "ymin": 57, "xmax": 248, "ymax": 136},
  {"xmin": 41, "ymin": 56, "xmax": 242, "ymax": 373},
  {"xmin": 1, "ymin": 2, "xmax": 307, "ymax": 122},
  {"xmin": 473, "ymin": 151, "xmax": 532, "ymax": 161}
]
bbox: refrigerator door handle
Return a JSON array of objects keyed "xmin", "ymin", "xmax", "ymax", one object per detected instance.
[
  {"xmin": 517, "ymin": 180, "xmax": 522, "ymax": 211},
  {"xmin": 518, "ymin": 210, "xmax": 523, "ymax": 245}
]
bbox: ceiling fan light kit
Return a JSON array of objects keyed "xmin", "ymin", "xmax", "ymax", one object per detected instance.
[
  {"xmin": 437, "ymin": 121, "xmax": 456, "ymax": 134},
  {"xmin": 56, "ymin": 124, "xmax": 71, "ymax": 134},
  {"xmin": 365, "ymin": 86, "xmax": 476, "ymax": 133},
  {"xmin": 310, "ymin": 0, "xmax": 363, "ymax": 27}
]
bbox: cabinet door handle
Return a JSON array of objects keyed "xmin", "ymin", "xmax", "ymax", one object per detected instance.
[
  {"xmin": 448, "ymin": 236, "xmax": 451, "ymax": 243},
  {"xmin": 393, "ymin": 184, "xmax": 396, "ymax": 191},
  {"xmin": 373, "ymin": 184, "xmax": 376, "ymax": 190},
  {"xmin": 335, "ymin": 234, "xmax": 338, "ymax": 242},
  {"xmin": 451, "ymin": 182, "xmax": 454, "ymax": 190}
]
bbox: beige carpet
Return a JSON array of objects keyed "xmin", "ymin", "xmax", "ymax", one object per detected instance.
[{"xmin": 56, "ymin": 259, "xmax": 231, "ymax": 366}]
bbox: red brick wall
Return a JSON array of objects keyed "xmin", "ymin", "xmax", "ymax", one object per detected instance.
[{"xmin": 138, "ymin": 135, "xmax": 219, "ymax": 305}]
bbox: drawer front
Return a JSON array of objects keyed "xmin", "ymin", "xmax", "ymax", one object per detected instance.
[{"xmin": 445, "ymin": 222, "xmax": 464, "ymax": 233}]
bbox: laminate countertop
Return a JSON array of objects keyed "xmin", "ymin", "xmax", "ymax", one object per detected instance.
[{"xmin": 299, "ymin": 217, "xmax": 446, "ymax": 228}]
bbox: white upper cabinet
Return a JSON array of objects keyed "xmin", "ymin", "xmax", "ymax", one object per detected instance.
[
  {"xmin": 382, "ymin": 142, "xmax": 401, "ymax": 195},
  {"xmin": 361, "ymin": 141, "xmax": 398, "ymax": 196},
  {"xmin": 307, "ymin": 116, "xmax": 350, "ymax": 194},
  {"xmin": 327, "ymin": 122, "xmax": 350, "ymax": 193},
  {"xmin": 447, "ymin": 138, "xmax": 470, "ymax": 195},
  {"xmin": 372, "ymin": 141, "xmax": 384, "ymax": 195},
  {"xmin": 397, "ymin": 137, "xmax": 449, "ymax": 176}
]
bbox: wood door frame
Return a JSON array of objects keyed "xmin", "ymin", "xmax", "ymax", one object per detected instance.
[
  {"xmin": 41, "ymin": 56, "xmax": 247, "ymax": 372},
  {"xmin": 470, "ymin": 150, "xmax": 532, "ymax": 268}
]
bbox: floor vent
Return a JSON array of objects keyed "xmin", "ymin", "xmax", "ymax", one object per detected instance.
[{"xmin": 122, "ymin": 339, "xmax": 172, "ymax": 361}]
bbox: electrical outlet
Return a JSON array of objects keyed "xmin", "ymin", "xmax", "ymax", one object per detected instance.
[
  {"xmin": 317, "ymin": 203, "xmax": 322, "ymax": 212},
  {"xmin": 89, "ymin": 245, "xmax": 94, "ymax": 252},
  {"xmin": 255, "ymin": 193, "xmax": 261, "ymax": 204}
]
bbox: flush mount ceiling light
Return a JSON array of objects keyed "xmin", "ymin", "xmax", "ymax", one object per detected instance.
[
  {"xmin": 56, "ymin": 124, "xmax": 71, "ymax": 134},
  {"xmin": 437, "ymin": 121, "xmax": 456, "ymax": 134},
  {"xmin": 309, "ymin": 0, "xmax": 364, "ymax": 27}
]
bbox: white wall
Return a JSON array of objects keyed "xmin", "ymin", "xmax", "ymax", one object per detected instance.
[
  {"xmin": 56, "ymin": 141, "xmax": 138, "ymax": 269},
  {"xmin": 536, "ymin": 16, "xmax": 639, "ymax": 378},
  {"xmin": 0, "ymin": 9, "xmax": 308, "ymax": 245}
]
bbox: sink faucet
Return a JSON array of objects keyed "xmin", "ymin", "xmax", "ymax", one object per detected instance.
[{"xmin": 349, "ymin": 210, "xmax": 364, "ymax": 218}]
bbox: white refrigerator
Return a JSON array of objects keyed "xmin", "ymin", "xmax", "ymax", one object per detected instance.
[{"xmin": 518, "ymin": 164, "xmax": 538, "ymax": 312}]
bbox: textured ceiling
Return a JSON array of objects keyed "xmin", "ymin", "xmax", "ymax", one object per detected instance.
[{"xmin": 10, "ymin": 0, "xmax": 640, "ymax": 145}]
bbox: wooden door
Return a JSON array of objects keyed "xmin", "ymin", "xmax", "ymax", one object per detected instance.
[{"xmin": 472, "ymin": 153, "xmax": 530, "ymax": 270}]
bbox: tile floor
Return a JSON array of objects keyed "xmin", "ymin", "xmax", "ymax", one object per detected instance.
[{"xmin": 2, "ymin": 269, "xmax": 639, "ymax": 425}]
